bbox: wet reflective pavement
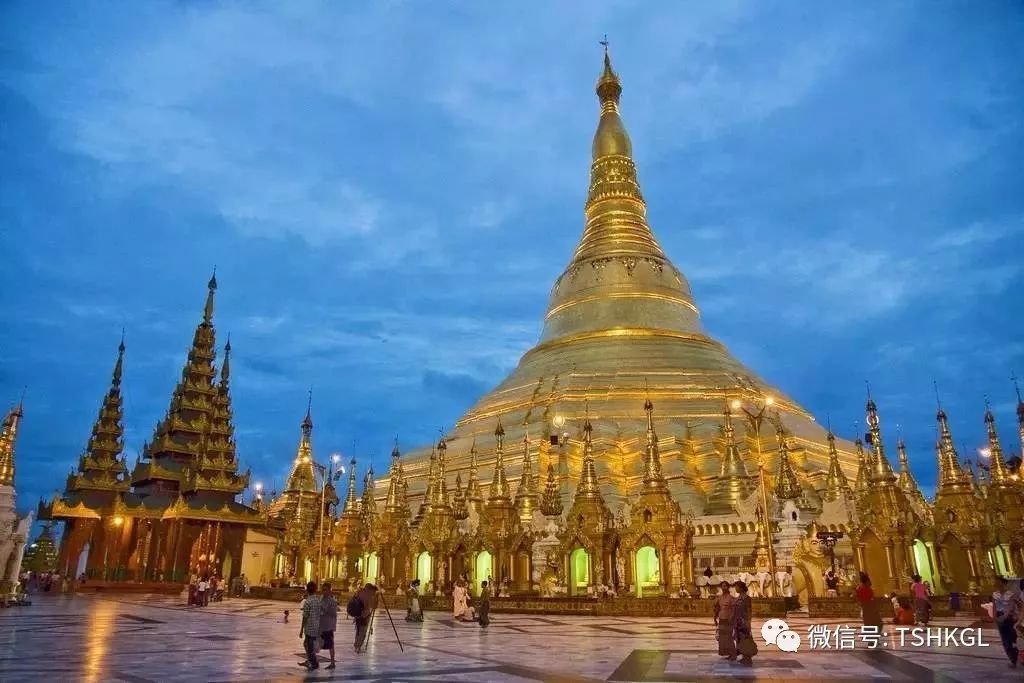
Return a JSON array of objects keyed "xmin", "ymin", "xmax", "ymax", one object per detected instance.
[{"xmin": 0, "ymin": 594, "xmax": 1018, "ymax": 682}]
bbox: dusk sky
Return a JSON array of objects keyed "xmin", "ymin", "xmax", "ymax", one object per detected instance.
[{"xmin": 2, "ymin": 2, "xmax": 1022, "ymax": 520}]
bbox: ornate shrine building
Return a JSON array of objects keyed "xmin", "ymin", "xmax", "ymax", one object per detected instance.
[
  {"xmin": 34, "ymin": 50, "xmax": 1024, "ymax": 602},
  {"xmin": 40, "ymin": 275, "xmax": 266, "ymax": 582}
]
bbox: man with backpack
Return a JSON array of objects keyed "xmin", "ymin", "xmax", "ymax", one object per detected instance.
[{"xmin": 348, "ymin": 583, "xmax": 379, "ymax": 654}]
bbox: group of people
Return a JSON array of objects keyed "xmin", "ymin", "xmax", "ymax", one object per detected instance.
[
  {"xmin": 298, "ymin": 580, "xmax": 383, "ymax": 670},
  {"xmin": 713, "ymin": 580, "xmax": 757, "ymax": 666},
  {"xmin": 451, "ymin": 578, "xmax": 491, "ymax": 627},
  {"xmin": 186, "ymin": 574, "xmax": 224, "ymax": 606}
]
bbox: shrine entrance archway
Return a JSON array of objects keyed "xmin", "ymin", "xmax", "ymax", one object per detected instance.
[
  {"xmin": 475, "ymin": 551, "xmax": 492, "ymax": 594},
  {"xmin": 417, "ymin": 552, "xmax": 432, "ymax": 584},
  {"xmin": 635, "ymin": 545, "xmax": 658, "ymax": 597},
  {"xmin": 569, "ymin": 548, "xmax": 590, "ymax": 596}
]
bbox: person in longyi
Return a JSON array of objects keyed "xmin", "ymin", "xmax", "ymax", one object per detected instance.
[{"xmin": 713, "ymin": 580, "xmax": 736, "ymax": 660}]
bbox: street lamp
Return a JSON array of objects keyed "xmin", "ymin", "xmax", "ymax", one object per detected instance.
[
  {"xmin": 315, "ymin": 453, "xmax": 344, "ymax": 581},
  {"xmin": 730, "ymin": 394, "xmax": 779, "ymax": 597}
]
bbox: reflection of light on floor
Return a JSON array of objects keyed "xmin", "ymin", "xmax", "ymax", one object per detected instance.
[{"xmin": 83, "ymin": 599, "xmax": 116, "ymax": 683}]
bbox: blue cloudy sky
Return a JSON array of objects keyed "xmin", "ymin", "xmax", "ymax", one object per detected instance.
[{"xmin": 2, "ymin": 2, "xmax": 1022, "ymax": 517}]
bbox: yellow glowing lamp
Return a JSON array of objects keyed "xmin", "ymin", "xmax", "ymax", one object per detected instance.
[{"xmin": 112, "ymin": 515, "xmax": 124, "ymax": 526}]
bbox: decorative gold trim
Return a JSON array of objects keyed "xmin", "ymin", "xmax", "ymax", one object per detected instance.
[{"xmin": 545, "ymin": 292, "xmax": 700, "ymax": 319}]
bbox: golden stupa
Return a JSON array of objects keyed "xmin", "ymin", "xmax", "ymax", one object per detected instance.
[{"xmin": 390, "ymin": 48, "xmax": 859, "ymax": 524}]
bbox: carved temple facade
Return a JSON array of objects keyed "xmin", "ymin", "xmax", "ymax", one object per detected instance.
[{"xmin": 32, "ymin": 50, "xmax": 1024, "ymax": 601}]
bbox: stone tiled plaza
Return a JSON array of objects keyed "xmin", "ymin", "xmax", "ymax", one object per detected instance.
[{"xmin": 0, "ymin": 594, "xmax": 1019, "ymax": 682}]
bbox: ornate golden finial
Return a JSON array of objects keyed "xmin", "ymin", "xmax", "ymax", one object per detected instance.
[
  {"xmin": 773, "ymin": 423, "xmax": 801, "ymax": 500},
  {"xmin": 342, "ymin": 457, "xmax": 359, "ymax": 514},
  {"xmin": 514, "ymin": 430, "xmax": 538, "ymax": 520},
  {"xmin": 488, "ymin": 420, "xmax": 511, "ymax": 504},
  {"xmin": 302, "ymin": 388, "xmax": 313, "ymax": 433},
  {"xmin": 822, "ymin": 429, "xmax": 851, "ymax": 502},
  {"xmin": 983, "ymin": 402, "xmax": 1010, "ymax": 485},
  {"xmin": 113, "ymin": 331, "xmax": 125, "ymax": 387},
  {"xmin": 641, "ymin": 398, "xmax": 668, "ymax": 491},
  {"xmin": 540, "ymin": 463, "xmax": 563, "ymax": 516},
  {"xmin": 864, "ymin": 389, "xmax": 896, "ymax": 483},
  {"xmin": 596, "ymin": 34, "xmax": 622, "ymax": 112},
  {"xmin": 0, "ymin": 402, "xmax": 24, "ymax": 487},
  {"xmin": 204, "ymin": 268, "xmax": 217, "ymax": 324}
]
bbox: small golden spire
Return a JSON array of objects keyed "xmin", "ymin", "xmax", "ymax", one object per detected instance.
[
  {"xmin": 433, "ymin": 437, "xmax": 450, "ymax": 508},
  {"xmin": 488, "ymin": 420, "xmax": 511, "ymax": 503},
  {"xmin": 706, "ymin": 402, "xmax": 752, "ymax": 514},
  {"xmin": 452, "ymin": 473, "xmax": 469, "ymax": 520},
  {"xmin": 984, "ymin": 401, "xmax": 1010, "ymax": 485},
  {"xmin": 822, "ymin": 429, "xmax": 851, "ymax": 502},
  {"xmin": 575, "ymin": 410, "xmax": 603, "ymax": 500},
  {"xmin": 514, "ymin": 430, "xmax": 538, "ymax": 520},
  {"xmin": 385, "ymin": 440, "xmax": 405, "ymax": 512},
  {"xmin": 540, "ymin": 463, "xmax": 563, "ymax": 516},
  {"xmin": 284, "ymin": 402, "xmax": 316, "ymax": 493},
  {"xmin": 342, "ymin": 457, "xmax": 359, "ymax": 514},
  {"xmin": 0, "ymin": 402, "xmax": 24, "ymax": 487},
  {"xmin": 219, "ymin": 336, "xmax": 231, "ymax": 386},
  {"xmin": 934, "ymin": 389, "xmax": 969, "ymax": 491},
  {"xmin": 465, "ymin": 438, "xmax": 482, "ymax": 504},
  {"xmin": 853, "ymin": 428, "xmax": 871, "ymax": 495},
  {"xmin": 204, "ymin": 268, "xmax": 217, "ymax": 324},
  {"xmin": 641, "ymin": 398, "xmax": 668, "ymax": 491},
  {"xmin": 113, "ymin": 331, "xmax": 125, "ymax": 387},
  {"xmin": 895, "ymin": 436, "xmax": 926, "ymax": 505},
  {"xmin": 773, "ymin": 424, "xmax": 801, "ymax": 500},
  {"xmin": 864, "ymin": 389, "xmax": 897, "ymax": 483},
  {"xmin": 302, "ymin": 388, "xmax": 313, "ymax": 433},
  {"xmin": 361, "ymin": 466, "xmax": 377, "ymax": 518}
]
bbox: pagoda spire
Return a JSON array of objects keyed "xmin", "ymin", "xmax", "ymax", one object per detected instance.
[
  {"xmin": 822, "ymin": 429, "xmax": 851, "ymax": 502},
  {"xmin": 865, "ymin": 388, "xmax": 897, "ymax": 483},
  {"xmin": 773, "ymin": 423, "xmax": 801, "ymax": 500},
  {"xmin": 284, "ymin": 401, "xmax": 317, "ymax": 493},
  {"xmin": 361, "ymin": 466, "xmax": 377, "ymax": 517},
  {"xmin": 1014, "ymin": 375, "xmax": 1024, "ymax": 456},
  {"xmin": 204, "ymin": 268, "xmax": 217, "ymax": 323},
  {"xmin": 514, "ymin": 430, "xmax": 538, "ymax": 521},
  {"xmin": 464, "ymin": 439, "xmax": 483, "ymax": 507},
  {"xmin": 539, "ymin": 44, "xmax": 700, "ymax": 344},
  {"xmin": 488, "ymin": 420, "xmax": 511, "ymax": 504},
  {"xmin": 540, "ymin": 463, "xmax": 563, "ymax": 516},
  {"xmin": 0, "ymin": 402, "xmax": 24, "ymax": 487},
  {"xmin": 983, "ymin": 402, "xmax": 1011, "ymax": 485},
  {"xmin": 452, "ymin": 473, "xmax": 469, "ymax": 521},
  {"xmin": 706, "ymin": 402, "xmax": 751, "ymax": 514},
  {"xmin": 67, "ymin": 338, "xmax": 130, "ymax": 493},
  {"xmin": 641, "ymin": 397, "xmax": 668, "ymax": 491},
  {"xmin": 384, "ymin": 440, "xmax": 405, "ymax": 512},
  {"xmin": 342, "ymin": 457, "xmax": 359, "ymax": 514},
  {"xmin": 433, "ymin": 437, "xmax": 450, "ymax": 508},
  {"xmin": 935, "ymin": 405, "xmax": 970, "ymax": 491},
  {"xmin": 895, "ymin": 437, "xmax": 926, "ymax": 505},
  {"xmin": 575, "ymin": 410, "xmax": 603, "ymax": 500},
  {"xmin": 853, "ymin": 432, "xmax": 871, "ymax": 495}
]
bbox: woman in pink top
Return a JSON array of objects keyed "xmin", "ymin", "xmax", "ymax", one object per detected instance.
[{"xmin": 910, "ymin": 575, "xmax": 930, "ymax": 625}]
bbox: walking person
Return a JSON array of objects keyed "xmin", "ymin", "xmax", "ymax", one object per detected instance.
[
  {"xmin": 993, "ymin": 576, "xmax": 1022, "ymax": 668},
  {"xmin": 856, "ymin": 572, "xmax": 882, "ymax": 628},
  {"xmin": 298, "ymin": 581, "xmax": 323, "ymax": 671},
  {"xmin": 452, "ymin": 578, "xmax": 470, "ymax": 621},
  {"xmin": 320, "ymin": 582, "xmax": 339, "ymax": 670},
  {"xmin": 478, "ymin": 580, "xmax": 491, "ymax": 628},
  {"xmin": 910, "ymin": 574, "xmax": 930, "ymax": 625},
  {"xmin": 348, "ymin": 583, "xmax": 379, "ymax": 654},
  {"xmin": 733, "ymin": 581, "xmax": 756, "ymax": 666},
  {"xmin": 713, "ymin": 580, "xmax": 736, "ymax": 660},
  {"xmin": 405, "ymin": 579, "xmax": 423, "ymax": 623}
]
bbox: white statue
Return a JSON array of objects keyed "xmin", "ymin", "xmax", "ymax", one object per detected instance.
[
  {"xmin": 776, "ymin": 567, "xmax": 794, "ymax": 598},
  {"xmin": 670, "ymin": 552, "xmax": 682, "ymax": 586},
  {"xmin": 615, "ymin": 554, "xmax": 626, "ymax": 587}
]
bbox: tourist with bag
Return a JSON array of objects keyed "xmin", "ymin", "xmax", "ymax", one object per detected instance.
[{"xmin": 349, "ymin": 583, "xmax": 379, "ymax": 653}]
